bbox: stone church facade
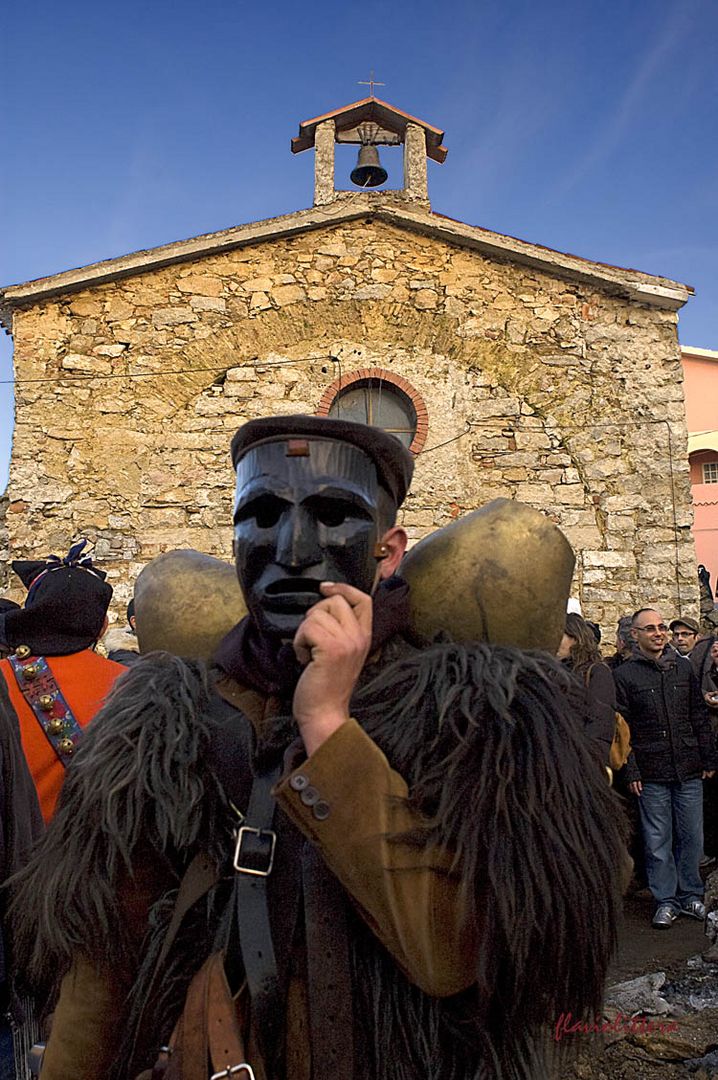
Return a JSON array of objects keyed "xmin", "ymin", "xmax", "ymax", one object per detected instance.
[{"xmin": 0, "ymin": 97, "xmax": 698, "ymax": 633}]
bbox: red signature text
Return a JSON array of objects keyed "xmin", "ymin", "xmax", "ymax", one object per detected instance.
[{"xmin": 554, "ymin": 1012, "xmax": 679, "ymax": 1043}]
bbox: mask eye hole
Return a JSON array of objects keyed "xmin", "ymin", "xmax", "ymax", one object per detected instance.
[
  {"xmin": 235, "ymin": 494, "xmax": 286, "ymax": 529},
  {"xmin": 310, "ymin": 497, "xmax": 370, "ymax": 528}
]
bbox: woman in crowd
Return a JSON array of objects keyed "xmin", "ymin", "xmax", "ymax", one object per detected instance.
[{"xmin": 557, "ymin": 612, "xmax": 616, "ymax": 765}]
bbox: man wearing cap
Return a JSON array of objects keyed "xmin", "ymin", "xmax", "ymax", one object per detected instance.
[
  {"xmin": 0, "ymin": 541, "xmax": 126, "ymax": 823},
  {"xmin": 670, "ymin": 616, "xmax": 702, "ymax": 657},
  {"xmin": 12, "ymin": 417, "xmax": 624, "ymax": 1080}
]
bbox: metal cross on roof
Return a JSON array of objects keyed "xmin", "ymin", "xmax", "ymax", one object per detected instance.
[{"xmin": 358, "ymin": 70, "xmax": 385, "ymax": 97}]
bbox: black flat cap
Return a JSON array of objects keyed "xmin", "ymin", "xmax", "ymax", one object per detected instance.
[{"xmin": 231, "ymin": 415, "xmax": 415, "ymax": 508}]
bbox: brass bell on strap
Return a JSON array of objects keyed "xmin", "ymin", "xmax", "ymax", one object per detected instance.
[
  {"xmin": 15, "ymin": 645, "xmax": 31, "ymax": 660},
  {"xmin": 22, "ymin": 665, "xmax": 40, "ymax": 680},
  {"xmin": 39, "ymin": 694, "xmax": 55, "ymax": 712},
  {"xmin": 47, "ymin": 717, "xmax": 65, "ymax": 736},
  {"xmin": 350, "ymin": 144, "xmax": 388, "ymax": 188},
  {"xmin": 58, "ymin": 737, "xmax": 74, "ymax": 756}
]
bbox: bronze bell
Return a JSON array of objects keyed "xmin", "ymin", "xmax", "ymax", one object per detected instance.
[
  {"xmin": 350, "ymin": 144, "xmax": 388, "ymax": 188},
  {"xmin": 22, "ymin": 664, "xmax": 39, "ymax": 680},
  {"xmin": 15, "ymin": 645, "xmax": 31, "ymax": 660},
  {"xmin": 47, "ymin": 717, "xmax": 65, "ymax": 735},
  {"xmin": 39, "ymin": 694, "xmax": 55, "ymax": 712},
  {"xmin": 58, "ymin": 737, "xmax": 74, "ymax": 756}
]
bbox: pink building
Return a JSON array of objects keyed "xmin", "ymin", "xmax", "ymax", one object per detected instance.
[{"xmin": 682, "ymin": 346, "xmax": 718, "ymax": 593}]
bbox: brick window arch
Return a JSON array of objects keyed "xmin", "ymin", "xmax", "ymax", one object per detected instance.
[{"xmin": 316, "ymin": 368, "xmax": 428, "ymax": 454}]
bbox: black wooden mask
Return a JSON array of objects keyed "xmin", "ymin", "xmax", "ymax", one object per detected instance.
[{"xmin": 233, "ymin": 438, "xmax": 384, "ymax": 642}]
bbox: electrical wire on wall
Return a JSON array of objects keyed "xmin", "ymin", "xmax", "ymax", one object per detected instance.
[{"xmin": 0, "ymin": 356, "xmax": 691, "ymax": 610}]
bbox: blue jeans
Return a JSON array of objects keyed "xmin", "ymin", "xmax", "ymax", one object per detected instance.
[{"xmin": 638, "ymin": 779, "xmax": 704, "ymax": 910}]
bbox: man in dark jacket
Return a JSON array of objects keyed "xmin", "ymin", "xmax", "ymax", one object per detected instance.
[{"xmin": 615, "ymin": 607, "xmax": 717, "ymax": 929}]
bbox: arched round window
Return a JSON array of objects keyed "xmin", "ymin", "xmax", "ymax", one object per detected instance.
[{"xmin": 317, "ymin": 368, "xmax": 428, "ymax": 453}]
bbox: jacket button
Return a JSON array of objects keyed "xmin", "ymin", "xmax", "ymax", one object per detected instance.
[
  {"xmin": 289, "ymin": 773, "xmax": 309, "ymax": 791},
  {"xmin": 313, "ymin": 800, "xmax": 330, "ymax": 821},
  {"xmin": 300, "ymin": 785, "xmax": 320, "ymax": 806}
]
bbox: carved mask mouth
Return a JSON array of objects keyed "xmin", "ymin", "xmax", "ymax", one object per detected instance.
[
  {"xmin": 261, "ymin": 577, "xmax": 327, "ymax": 614},
  {"xmin": 265, "ymin": 578, "xmax": 324, "ymax": 597}
]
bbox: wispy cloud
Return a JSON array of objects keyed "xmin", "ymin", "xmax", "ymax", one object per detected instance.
[
  {"xmin": 554, "ymin": 2, "xmax": 703, "ymax": 199},
  {"xmin": 435, "ymin": 40, "xmax": 564, "ymax": 215}
]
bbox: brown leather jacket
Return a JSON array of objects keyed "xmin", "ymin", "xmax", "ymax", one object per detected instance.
[{"xmin": 40, "ymin": 677, "xmax": 476, "ymax": 1080}]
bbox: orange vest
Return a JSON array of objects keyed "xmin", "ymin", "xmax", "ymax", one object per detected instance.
[{"xmin": 0, "ymin": 650, "xmax": 126, "ymax": 823}]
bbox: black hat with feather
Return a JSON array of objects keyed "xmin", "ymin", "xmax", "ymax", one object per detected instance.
[{"xmin": 3, "ymin": 540, "xmax": 113, "ymax": 656}]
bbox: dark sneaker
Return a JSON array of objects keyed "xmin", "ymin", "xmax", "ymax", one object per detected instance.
[
  {"xmin": 652, "ymin": 904, "xmax": 679, "ymax": 929},
  {"xmin": 681, "ymin": 900, "xmax": 706, "ymax": 921}
]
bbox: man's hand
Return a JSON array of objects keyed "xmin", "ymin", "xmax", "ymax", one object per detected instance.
[
  {"xmin": 703, "ymin": 771, "xmax": 716, "ymax": 780},
  {"xmin": 292, "ymin": 582, "xmax": 372, "ymax": 756},
  {"xmin": 629, "ymin": 780, "xmax": 643, "ymax": 796}
]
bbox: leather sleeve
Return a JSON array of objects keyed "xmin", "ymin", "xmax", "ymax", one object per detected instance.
[
  {"xmin": 274, "ymin": 719, "xmax": 477, "ymax": 998},
  {"xmin": 39, "ymin": 851, "xmax": 173, "ymax": 1080},
  {"xmin": 39, "ymin": 958, "xmax": 134, "ymax": 1080}
]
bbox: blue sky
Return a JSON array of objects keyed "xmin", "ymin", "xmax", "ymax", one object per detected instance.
[{"xmin": 1, "ymin": 0, "xmax": 717, "ymax": 493}]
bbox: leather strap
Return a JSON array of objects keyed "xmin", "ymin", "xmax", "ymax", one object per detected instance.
[
  {"xmin": 207, "ymin": 953, "xmax": 248, "ymax": 1074},
  {"xmin": 157, "ymin": 853, "xmax": 220, "ymax": 974},
  {"xmin": 179, "ymin": 951, "xmax": 212, "ymax": 1075},
  {"xmin": 233, "ymin": 764, "xmax": 282, "ymax": 1069},
  {"xmin": 302, "ymin": 843, "xmax": 355, "ymax": 1080},
  {"xmin": 7, "ymin": 653, "xmax": 83, "ymax": 762},
  {"xmin": 128, "ymin": 853, "xmax": 220, "ymax": 1074},
  {"xmin": 162, "ymin": 952, "xmax": 249, "ymax": 1080}
]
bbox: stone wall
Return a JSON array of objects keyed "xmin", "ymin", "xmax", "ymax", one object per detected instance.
[
  {"xmin": 2, "ymin": 218, "xmax": 698, "ymax": 634},
  {"xmin": 0, "ymin": 495, "xmax": 8, "ymax": 594}
]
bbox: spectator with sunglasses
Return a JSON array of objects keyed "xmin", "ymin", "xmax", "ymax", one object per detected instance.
[{"xmin": 614, "ymin": 608, "xmax": 717, "ymax": 929}]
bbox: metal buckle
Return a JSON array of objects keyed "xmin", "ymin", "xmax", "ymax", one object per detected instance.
[
  {"xmin": 210, "ymin": 1065, "xmax": 256, "ymax": 1080},
  {"xmin": 233, "ymin": 826, "xmax": 276, "ymax": 876}
]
